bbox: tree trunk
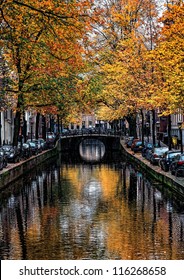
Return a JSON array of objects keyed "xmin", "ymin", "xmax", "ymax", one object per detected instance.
[
  {"xmin": 57, "ymin": 114, "xmax": 60, "ymax": 133},
  {"xmin": 140, "ymin": 109, "xmax": 145, "ymax": 146},
  {"xmin": 13, "ymin": 91, "xmax": 24, "ymax": 146},
  {"xmin": 60, "ymin": 118, "xmax": 63, "ymax": 132},
  {"xmin": 42, "ymin": 115, "xmax": 46, "ymax": 140},
  {"xmin": 0, "ymin": 112, "xmax": 2, "ymax": 146},
  {"xmin": 152, "ymin": 109, "xmax": 156, "ymax": 146},
  {"xmin": 168, "ymin": 114, "xmax": 172, "ymax": 150},
  {"xmin": 22, "ymin": 113, "xmax": 27, "ymax": 143},
  {"xmin": 36, "ymin": 112, "xmax": 40, "ymax": 139},
  {"xmin": 126, "ymin": 113, "xmax": 137, "ymax": 138},
  {"xmin": 13, "ymin": 110, "xmax": 21, "ymax": 146}
]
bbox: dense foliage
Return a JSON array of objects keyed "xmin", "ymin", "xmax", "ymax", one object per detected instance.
[{"xmin": 0, "ymin": 0, "xmax": 183, "ymax": 143}]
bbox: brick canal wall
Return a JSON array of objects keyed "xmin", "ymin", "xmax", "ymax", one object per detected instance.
[
  {"xmin": 0, "ymin": 148, "xmax": 57, "ymax": 190},
  {"xmin": 120, "ymin": 139, "xmax": 184, "ymax": 200}
]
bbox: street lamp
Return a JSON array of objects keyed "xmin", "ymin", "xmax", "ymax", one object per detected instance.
[{"xmin": 178, "ymin": 121, "xmax": 183, "ymax": 154}]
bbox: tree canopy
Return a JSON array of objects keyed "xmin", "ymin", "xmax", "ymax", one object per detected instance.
[
  {"xmin": 0, "ymin": 0, "xmax": 184, "ymax": 143},
  {"xmin": 82, "ymin": 0, "xmax": 184, "ymax": 122},
  {"xmin": 0, "ymin": 0, "xmax": 93, "ymax": 143}
]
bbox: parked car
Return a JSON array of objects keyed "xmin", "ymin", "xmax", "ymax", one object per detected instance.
[
  {"xmin": 1, "ymin": 145, "xmax": 21, "ymax": 163},
  {"xmin": 21, "ymin": 143, "xmax": 33, "ymax": 159},
  {"xmin": 61, "ymin": 129, "xmax": 69, "ymax": 136},
  {"xmin": 0, "ymin": 148, "xmax": 8, "ymax": 170},
  {"xmin": 46, "ymin": 134, "xmax": 55, "ymax": 148},
  {"xmin": 141, "ymin": 142, "xmax": 154, "ymax": 157},
  {"xmin": 144, "ymin": 144, "xmax": 160, "ymax": 161},
  {"xmin": 27, "ymin": 139, "xmax": 43, "ymax": 153},
  {"xmin": 169, "ymin": 154, "xmax": 184, "ymax": 175},
  {"xmin": 38, "ymin": 138, "xmax": 47, "ymax": 150},
  {"xmin": 26, "ymin": 141, "xmax": 39, "ymax": 155},
  {"xmin": 159, "ymin": 150, "xmax": 181, "ymax": 172},
  {"xmin": 125, "ymin": 136, "xmax": 134, "ymax": 148},
  {"xmin": 131, "ymin": 141, "xmax": 143, "ymax": 152},
  {"xmin": 149, "ymin": 147, "xmax": 169, "ymax": 165},
  {"xmin": 131, "ymin": 139, "xmax": 141, "ymax": 151},
  {"xmin": 126, "ymin": 139, "xmax": 134, "ymax": 148},
  {"xmin": 125, "ymin": 136, "xmax": 134, "ymax": 143},
  {"xmin": 145, "ymin": 148, "xmax": 153, "ymax": 162},
  {"xmin": 34, "ymin": 139, "xmax": 43, "ymax": 153}
]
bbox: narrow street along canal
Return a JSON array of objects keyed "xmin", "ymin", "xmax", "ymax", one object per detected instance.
[{"xmin": 0, "ymin": 140, "xmax": 184, "ymax": 260}]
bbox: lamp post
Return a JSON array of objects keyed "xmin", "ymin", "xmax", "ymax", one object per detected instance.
[{"xmin": 178, "ymin": 121, "xmax": 183, "ymax": 154}]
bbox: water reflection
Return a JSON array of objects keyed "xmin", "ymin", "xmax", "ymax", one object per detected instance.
[
  {"xmin": 0, "ymin": 145, "xmax": 184, "ymax": 260},
  {"xmin": 79, "ymin": 139, "xmax": 105, "ymax": 162}
]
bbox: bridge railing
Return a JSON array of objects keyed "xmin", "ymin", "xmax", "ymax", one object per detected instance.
[{"xmin": 60, "ymin": 128, "xmax": 122, "ymax": 138}]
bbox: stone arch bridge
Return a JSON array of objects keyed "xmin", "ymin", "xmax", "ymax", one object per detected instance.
[{"xmin": 57, "ymin": 133, "xmax": 121, "ymax": 152}]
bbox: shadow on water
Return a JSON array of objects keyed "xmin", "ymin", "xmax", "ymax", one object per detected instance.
[{"xmin": 59, "ymin": 139, "xmax": 123, "ymax": 165}]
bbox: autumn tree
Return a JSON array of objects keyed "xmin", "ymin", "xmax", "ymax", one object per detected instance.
[
  {"xmin": 0, "ymin": 0, "xmax": 92, "ymax": 145},
  {"xmin": 150, "ymin": 0, "xmax": 184, "ymax": 114},
  {"xmin": 84, "ymin": 0, "xmax": 160, "ymax": 138}
]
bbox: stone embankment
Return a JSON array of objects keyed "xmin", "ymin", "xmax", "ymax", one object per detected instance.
[
  {"xmin": 120, "ymin": 139, "xmax": 184, "ymax": 200},
  {"xmin": 1, "ymin": 139, "xmax": 184, "ymax": 200},
  {"xmin": 0, "ymin": 147, "xmax": 57, "ymax": 189}
]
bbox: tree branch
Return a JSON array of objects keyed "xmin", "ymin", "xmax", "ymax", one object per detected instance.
[{"xmin": 12, "ymin": 0, "xmax": 88, "ymax": 22}]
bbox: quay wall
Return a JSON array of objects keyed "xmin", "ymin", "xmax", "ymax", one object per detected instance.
[
  {"xmin": 120, "ymin": 140, "xmax": 184, "ymax": 199},
  {"xmin": 0, "ymin": 138, "xmax": 184, "ymax": 201},
  {"xmin": 0, "ymin": 148, "xmax": 57, "ymax": 190}
]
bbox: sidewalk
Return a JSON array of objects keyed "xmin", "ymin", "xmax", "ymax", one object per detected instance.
[{"xmin": 120, "ymin": 139, "xmax": 184, "ymax": 198}]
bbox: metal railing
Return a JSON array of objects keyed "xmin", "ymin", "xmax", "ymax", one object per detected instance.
[{"xmin": 60, "ymin": 128, "xmax": 122, "ymax": 138}]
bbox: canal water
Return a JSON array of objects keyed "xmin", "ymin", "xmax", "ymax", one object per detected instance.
[{"xmin": 0, "ymin": 140, "xmax": 184, "ymax": 260}]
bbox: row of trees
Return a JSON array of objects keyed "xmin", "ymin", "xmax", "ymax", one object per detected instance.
[
  {"xmin": 84, "ymin": 0, "xmax": 184, "ymax": 141},
  {"xmin": 0, "ymin": 0, "xmax": 184, "ymax": 146},
  {"xmin": 0, "ymin": 0, "xmax": 95, "ymax": 145}
]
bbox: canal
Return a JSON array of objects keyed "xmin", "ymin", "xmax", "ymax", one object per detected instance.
[{"xmin": 0, "ymin": 140, "xmax": 184, "ymax": 260}]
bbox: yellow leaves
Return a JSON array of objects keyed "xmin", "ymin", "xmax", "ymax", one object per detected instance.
[
  {"xmin": 148, "ymin": 2, "xmax": 184, "ymax": 114},
  {"xmin": 97, "ymin": 33, "xmax": 154, "ymax": 116},
  {"xmin": 1, "ymin": 0, "xmax": 184, "ymax": 122},
  {"xmin": 160, "ymin": 2, "xmax": 184, "ymax": 42},
  {"xmin": 96, "ymin": 2, "xmax": 184, "ymax": 119},
  {"xmin": 1, "ymin": 0, "xmax": 93, "ymax": 122}
]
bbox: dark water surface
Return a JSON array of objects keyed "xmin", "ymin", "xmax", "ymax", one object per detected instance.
[{"xmin": 0, "ymin": 141, "xmax": 184, "ymax": 260}]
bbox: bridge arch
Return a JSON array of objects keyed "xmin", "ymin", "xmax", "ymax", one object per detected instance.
[{"xmin": 58, "ymin": 134, "xmax": 121, "ymax": 153}]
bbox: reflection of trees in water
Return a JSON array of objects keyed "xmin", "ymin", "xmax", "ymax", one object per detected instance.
[
  {"xmin": 15, "ymin": 202, "xmax": 27, "ymax": 259},
  {"xmin": 0, "ymin": 158, "xmax": 184, "ymax": 259},
  {"xmin": 128, "ymin": 172, "xmax": 137, "ymax": 203}
]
